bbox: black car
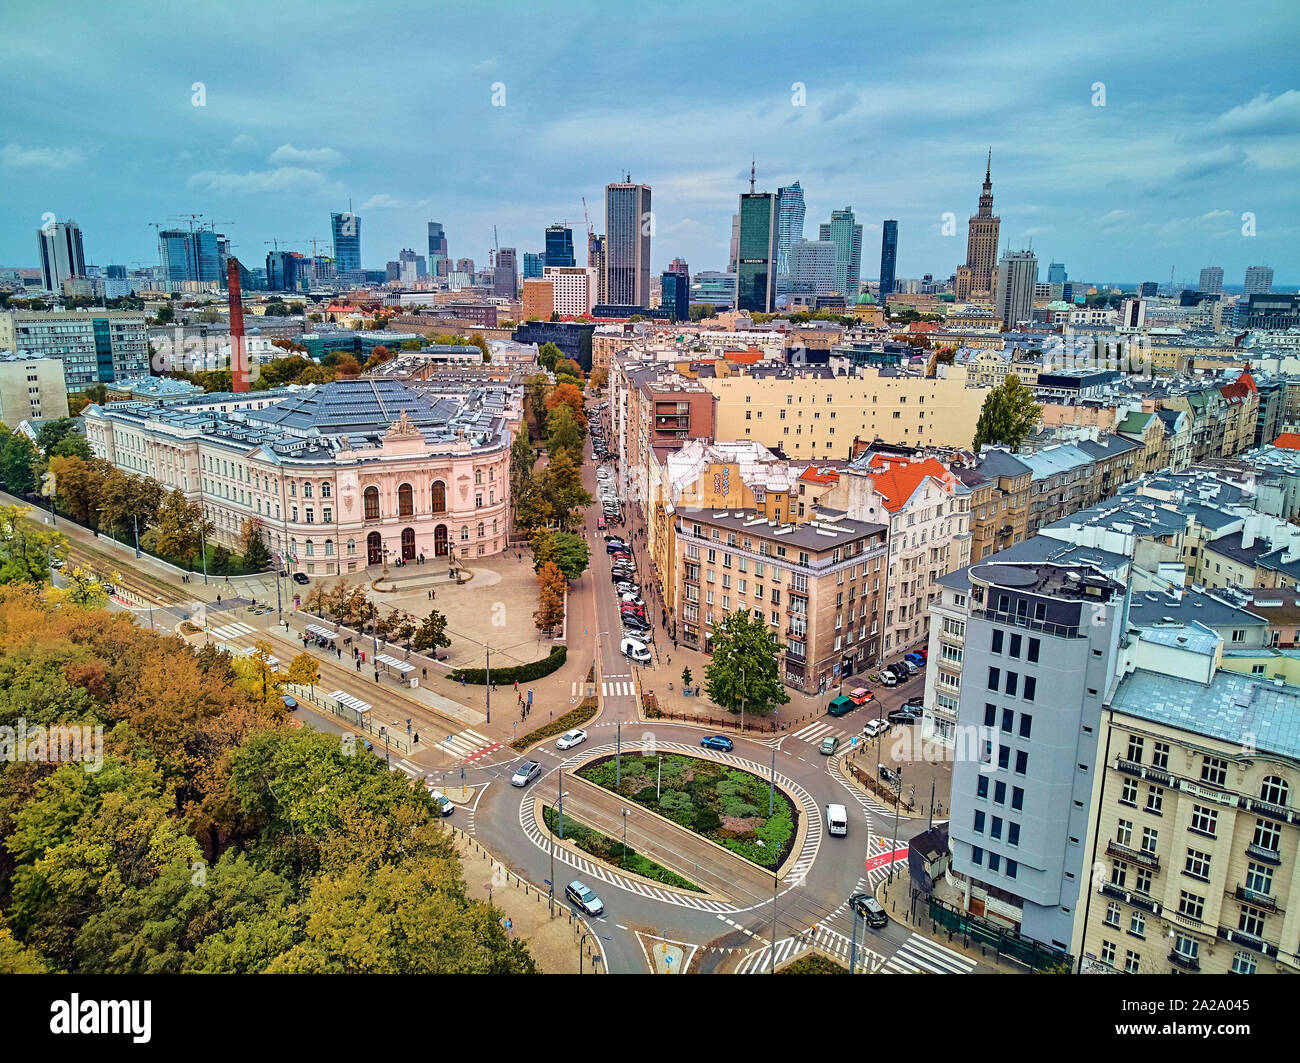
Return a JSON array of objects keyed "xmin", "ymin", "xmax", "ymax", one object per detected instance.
[
  {"xmin": 905, "ymin": 694, "xmax": 924, "ymax": 708},
  {"xmin": 888, "ymin": 707, "xmax": 922, "ymax": 724},
  {"xmin": 293, "ymin": 572, "xmax": 310, "ymax": 585}
]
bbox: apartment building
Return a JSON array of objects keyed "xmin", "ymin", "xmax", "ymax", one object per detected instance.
[
  {"xmin": 697, "ymin": 363, "xmax": 990, "ymax": 456},
  {"xmin": 671, "ymin": 508, "xmax": 887, "ymax": 694},
  {"xmin": 817, "ymin": 453, "xmax": 971, "ymax": 655},
  {"xmin": 0, "ymin": 354, "xmax": 70, "ymax": 427},
  {"xmin": 0, "ymin": 310, "xmax": 149, "ymax": 391},
  {"xmin": 1083, "ymin": 665, "xmax": 1300, "ymax": 974}
]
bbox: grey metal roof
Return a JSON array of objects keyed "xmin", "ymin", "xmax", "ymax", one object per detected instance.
[
  {"xmin": 1127, "ymin": 587, "xmax": 1266, "ymax": 630},
  {"xmin": 1111, "ymin": 667, "xmax": 1300, "ymax": 763}
]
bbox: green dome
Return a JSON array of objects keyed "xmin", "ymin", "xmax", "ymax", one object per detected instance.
[{"xmin": 856, "ymin": 291, "xmax": 876, "ymax": 305}]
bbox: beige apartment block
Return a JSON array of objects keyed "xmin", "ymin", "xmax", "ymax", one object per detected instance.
[
  {"xmin": 698, "ymin": 364, "xmax": 989, "ymax": 458},
  {"xmin": 0, "ymin": 354, "xmax": 69, "ymax": 426}
]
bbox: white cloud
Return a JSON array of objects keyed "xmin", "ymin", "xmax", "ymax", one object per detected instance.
[
  {"xmin": 361, "ymin": 193, "xmax": 406, "ymax": 210},
  {"xmin": 230, "ymin": 133, "xmax": 256, "ymax": 152},
  {"xmin": 1, "ymin": 143, "xmax": 83, "ymax": 169},
  {"xmin": 186, "ymin": 166, "xmax": 333, "ymax": 196},
  {"xmin": 267, "ymin": 143, "xmax": 342, "ymax": 168},
  {"xmin": 1208, "ymin": 90, "xmax": 1300, "ymax": 137}
]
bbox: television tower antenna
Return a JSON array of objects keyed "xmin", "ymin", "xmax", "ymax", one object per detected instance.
[{"xmin": 750, "ymin": 156, "xmax": 756, "ymax": 193}]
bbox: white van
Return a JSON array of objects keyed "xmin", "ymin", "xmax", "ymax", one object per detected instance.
[{"xmin": 826, "ymin": 803, "xmax": 848, "ymax": 837}]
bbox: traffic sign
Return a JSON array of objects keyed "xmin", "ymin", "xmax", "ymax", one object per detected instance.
[{"xmin": 527, "ymin": 689, "xmax": 534, "ymax": 706}]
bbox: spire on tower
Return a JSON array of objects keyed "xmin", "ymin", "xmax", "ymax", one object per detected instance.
[
  {"xmin": 985, "ymin": 148, "xmax": 991, "ymax": 182},
  {"xmin": 750, "ymin": 156, "xmax": 756, "ymax": 193}
]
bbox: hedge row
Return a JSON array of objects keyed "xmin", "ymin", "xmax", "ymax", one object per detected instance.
[
  {"xmin": 510, "ymin": 698, "xmax": 597, "ymax": 751},
  {"xmin": 449, "ymin": 644, "xmax": 566, "ymax": 685}
]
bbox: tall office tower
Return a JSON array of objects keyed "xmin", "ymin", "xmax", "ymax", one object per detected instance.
[
  {"xmin": 523, "ymin": 252, "xmax": 544, "ymax": 279},
  {"xmin": 494, "ymin": 248, "xmax": 518, "ymax": 298},
  {"xmin": 994, "ymin": 249, "xmax": 1038, "ymax": 329},
  {"xmin": 1198, "ymin": 265, "xmax": 1224, "ymax": 295},
  {"xmin": 775, "ymin": 181, "xmax": 806, "ymax": 277},
  {"xmin": 818, "ymin": 207, "xmax": 863, "ymax": 297},
  {"xmin": 266, "ymin": 250, "xmax": 308, "ymax": 292},
  {"xmin": 660, "ymin": 271, "xmax": 689, "ymax": 321},
  {"xmin": 787, "ymin": 239, "xmax": 836, "ymax": 297},
  {"xmin": 398, "ymin": 249, "xmax": 423, "ymax": 285},
  {"xmin": 964, "ymin": 151, "xmax": 1001, "ymax": 296},
  {"xmin": 728, "ymin": 213, "xmax": 740, "ymax": 274},
  {"xmin": 37, "ymin": 220, "xmax": 86, "ymax": 291},
  {"xmin": 1244, "ymin": 265, "xmax": 1274, "ymax": 295},
  {"xmin": 427, "ymin": 222, "xmax": 448, "ymax": 276},
  {"xmin": 331, "ymin": 210, "xmax": 362, "ymax": 273},
  {"xmin": 735, "ymin": 192, "xmax": 779, "ymax": 313},
  {"xmin": 667, "ymin": 257, "xmax": 689, "ymax": 277},
  {"xmin": 605, "ymin": 180, "xmax": 652, "ymax": 307},
  {"xmin": 947, "ymin": 561, "xmax": 1124, "ymax": 955},
  {"xmin": 456, "ymin": 257, "xmax": 475, "ymax": 276},
  {"xmin": 878, "ymin": 220, "xmax": 899, "ymax": 299},
  {"xmin": 157, "ymin": 229, "xmax": 195, "ymax": 288},
  {"xmin": 1139, "ymin": 281, "xmax": 1158, "ymax": 298},
  {"xmin": 588, "ymin": 235, "xmax": 606, "ymax": 304},
  {"xmin": 1047, "ymin": 262, "xmax": 1067, "ymax": 284},
  {"xmin": 1119, "ymin": 297, "xmax": 1147, "ymax": 330},
  {"xmin": 545, "ymin": 224, "xmax": 575, "ymax": 268}
]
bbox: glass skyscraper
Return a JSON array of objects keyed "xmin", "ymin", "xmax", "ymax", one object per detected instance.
[
  {"xmin": 332, "ymin": 211, "xmax": 362, "ymax": 274},
  {"xmin": 735, "ymin": 192, "xmax": 778, "ymax": 313},
  {"xmin": 604, "ymin": 182, "xmax": 652, "ymax": 307},
  {"xmin": 660, "ymin": 271, "xmax": 689, "ymax": 321},
  {"xmin": 523, "ymin": 252, "xmax": 544, "ymax": 279},
  {"xmin": 775, "ymin": 181, "xmax": 805, "ymax": 277},
  {"xmin": 879, "ymin": 220, "xmax": 898, "ymax": 299},
  {"xmin": 545, "ymin": 225, "xmax": 575, "ymax": 268},
  {"xmin": 818, "ymin": 207, "xmax": 863, "ymax": 297}
]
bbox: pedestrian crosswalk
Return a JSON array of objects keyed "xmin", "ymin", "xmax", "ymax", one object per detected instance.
[
  {"xmin": 209, "ymin": 620, "xmax": 256, "ymax": 640},
  {"xmin": 736, "ymin": 928, "xmax": 976, "ymax": 974},
  {"xmin": 435, "ymin": 728, "xmax": 502, "ymax": 762},
  {"xmin": 602, "ymin": 679, "xmax": 635, "ymax": 697},
  {"xmin": 790, "ymin": 721, "xmax": 848, "ymax": 746}
]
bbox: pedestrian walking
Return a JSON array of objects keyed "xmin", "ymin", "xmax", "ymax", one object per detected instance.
[
  {"xmin": 216, "ymin": 594, "xmax": 221, "ymax": 605},
  {"xmin": 431, "ymin": 589, "xmax": 435, "ymax": 602},
  {"xmin": 374, "ymin": 671, "xmax": 380, "ymax": 683},
  {"xmin": 422, "ymin": 667, "xmax": 427, "ymax": 679},
  {"xmin": 356, "ymin": 659, "xmax": 361, "ymax": 671}
]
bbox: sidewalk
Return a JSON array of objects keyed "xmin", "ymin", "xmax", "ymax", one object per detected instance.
[
  {"xmin": 875, "ymin": 871, "xmax": 1014, "ymax": 974},
  {"xmin": 450, "ymin": 826, "xmax": 605, "ymax": 974}
]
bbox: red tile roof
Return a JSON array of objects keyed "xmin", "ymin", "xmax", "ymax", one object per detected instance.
[
  {"xmin": 863, "ymin": 456, "xmax": 954, "ymax": 512},
  {"xmin": 799, "ymin": 466, "xmax": 840, "ymax": 485},
  {"xmin": 1274, "ymin": 433, "xmax": 1300, "ymax": 450}
]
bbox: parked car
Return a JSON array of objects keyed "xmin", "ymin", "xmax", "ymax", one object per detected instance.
[
  {"xmin": 820, "ymin": 735, "xmax": 841, "ymax": 755},
  {"xmin": 700, "ymin": 735, "xmax": 734, "ymax": 752},
  {"xmin": 888, "ymin": 707, "xmax": 922, "ymax": 725},
  {"xmin": 905, "ymin": 651, "xmax": 926, "ymax": 668},
  {"xmin": 292, "ymin": 572, "xmax": 310, "ymax": 585},
  {"xmin": 827, "ymin": 695, "xmax": 856, "ymax": 717},
  {"xmin": 849, "ymin": 687, "xmax": 874, "ymax": 706},
  {"xmin": 624, "ymin": 626, "xmax": 653, "ymax": 643},
  {"xmin": 621, "ymin": 637, "xmax": 651, "ymax": 662},
  {"xmin": 556, "ymin": 728, "xmax": 589, "ymax": 750},
  {"xmin": 603, "ymin": 534, "xmax": 625, "ymax": 543},
  {"xmin": 862, "ymin": 718, "xmax": 889, "ymax": 739},
  {"xmin": 620, "ymin": 594, "xmax": 646, "ymax": 608},
  {"xmin": 905, "ymin": 694, "xmax": 925, "ymax": 708},
  {"xmin": 606, "ymin": 541, "xmax": 629, "ymax": 554},
  {"xmin": 281, "ymin": 694, "xmax": 298, "ymax": 711},
  {"xmin": 565, "ymin": 880, "xmax": 605, "ymax": 916},
  {"xmin": 510, "ymin": 760, "xmax": 542, "ymax": 787},
  {"xmin": 891, "ymin": 665, "xmax": 911, "ymax": 683},
  {"xmin": 879, "ymin": 669, "xmax": 898, "ymax": 686},
  {"xmin": 622, "ymin": 618, "xmax": 650, "ymax": 634}
]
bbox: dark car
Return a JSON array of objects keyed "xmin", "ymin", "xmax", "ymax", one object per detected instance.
[
  {"xmin": 604, "ymin": 534, "xmax": 627, "ymax": 544},
  {"xmin": 293, "ymin": 572, "xmax": 310, "ymax": 585},
  {"xmin": 888, "ymin": 707, "xmax": 922, "ymax": 724},
  {"xmin": 905, "ymin": 694, "xmax": 925, "ymax": 708},
  {"xmin": 622, "ymin": 617, "xmax": 650, "ymax": 633},
  {"xmin": 700, "ymin": 735, "xmax": 734, "ymax": 752},
  {"xmin": 607, "ymin": 542, "xmax": 629, "ymax": 555},
  {"xmin": 281, "ymin": 695, "xmax": 299, "ymax": 710},
  {"xmin": 849, "ymin": 892, "xmax": 888, "ymax": 928}
]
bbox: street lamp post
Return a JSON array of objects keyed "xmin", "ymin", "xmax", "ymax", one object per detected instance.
[
  {"xmin": 621, "ymin": 807, "xmax": 629, "ymax": 870},
  {"xmin": 132, "ymin": 512, "xmax": 141, "ymax": 559},
  {"xmin": 889, "ymin": 766, "xmax": 903, "ymax": 884},
  {"xmin": 200, "ymin": 524, "xmax": 208, "ymax": 585},
  {"xmin": 656, "ymin": 755, "xmax": 662, "ymax": 800}
]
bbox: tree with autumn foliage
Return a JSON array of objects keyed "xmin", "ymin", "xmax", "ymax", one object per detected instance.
[{"xmin": 544, "ymin": 381, "xmax": 585, "ymax": 422}]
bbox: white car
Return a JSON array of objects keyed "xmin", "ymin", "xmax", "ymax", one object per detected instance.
[
  {"xmin": 511, "ymin": 760, "xmax": 542, "ymax": 787},
  {"xmin": 620, "ymin": 593, "xmax": 646, "ymax": 607},
  {"xmin": 424, "ymin": 784, "xmax": 455, "ymax": 815},
  {"xmin": 621, "ymin": 637, "xmax": 651, "ymax": 663},
  {"xmin": 555, "ymin": 728, "xmax": 588, "ymax": 750}
]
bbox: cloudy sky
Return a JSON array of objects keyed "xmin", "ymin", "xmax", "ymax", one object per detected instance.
[{"xmin": 2, "ymin": 0, "xmax": 1297, "ymax": 288}]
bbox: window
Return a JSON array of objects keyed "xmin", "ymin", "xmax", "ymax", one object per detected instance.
[
  {"xmin": 991, "ymin": 629, "xmax": 1004, "ymax": 654},
  {"xmin": 1189, "ymin": 805, "xmax": 1217, "ymax": 837},
  {"xmin": 1252, "ymin": 818, "xmax": 1281, "ymax": 854},
  {"xmin": 988, "ymin": 853, "xmax": 1000, "ymax": 872},
  {"xmin": 1001, "ymin": 708, "xmax": 1013, "ymax": 734},
  {"xmin": 987, "ymin": 667, "xmax": 1000, "ymax": 691},
  {"xmin": 977, "ymin": 776, "xmax": 989, "ymax": 798},
  {"xmin": 1111, "ymin": 862, "xmax": 1128, "ymax": 888},
  {"xmin": 1014, "ymin": 750, "xmax": 1028, "ymax": 775},
  {"xmin": 1151, "ymin": 742, "xmax": 1169, "ymax": 769},
  {"xmin": 1173, "ymin": 935, "xmax": 1199, "ymax": 964},
  {"xmin": 1260, "ymin": 776, "xmax": 1289, "ymax": 806},
  {"xmin": 1238, "ymin": 906, "xmax": 1266, "ymax": 939},
  {"xmin": 1100, "ymin": 940, "xmax": 1117, "ymax": 965},
  {"xmin": 974, "ymin": 810, "xmax": 985, "ymax": 833},
  {"xmin": 398, "ymin": 483, "xmax": 414, "ymax": 517},
  {"xmin": 998, "ymin": 746, "xmax": 1010, "ymax": 769},
  {"xmin": 363, "ymin": 486, "xmax": 380, "ymax": 521},
  {"xmin": 1105, "ymin": 902, "xmax": 1121, "ymax": 927},
  {"xmin": 994, "ymin": 781, "xmax": 1006, "ymax": 804},
  {"xmin": 1004, "ymin": 671, "xmax": 1018, "ymax": 696},
  {"xmin": 1012, "ymin": 786, "xmax": 1024, "ymax": 811},
  {"xmin": 1134, "ymin": 867, "xmax": 1153, "ymax": 896},
  {"xmin": 1129, "ymin": 911, "xmax": 1145, "ymax": 937},
  {"xmin": 1027, "ymin": 637, "xmax": 1040, "ymax": 663},
  {"xmin": 1126, "ymin": 735, "xmax": 1144, "ymax": 763},
  {"xmin": 1116, "ymin": 819, "xmax": 1133, "ymax": 847},
  {"xmin": 1022, "ymin": 676, "xmax": 1036, "ymax": 702},
  {"xmin": 971, "ymin": 846, "xmax": 983, "ymax": 865},
  {"xmin": 1146, "ymin": 787, "xmax": 1164, "ymax": 814},
  {"xmin": 1019, "ymin": 714, "xmax": 1032, "ymax": 739},
  {"xmin": 1200, "ymin": 755, "xmax": 1228, "ymax": 787},
  {"xmin": 1178, "ymin": 891, "xmax": 1205, "ymax": 922},
  {"xmin": 1232, "ymin": 951, "xmax": 1257, "ymax": 975},
  {"xmin": 1005, "ymin": 859, "xmax": 1017, "ymax": 879},
  {"xmin": 1141, "ymin": 826, "xmax": 1158, "ymax": 854},
  {"xmin": 984, "ymin": 703, "xmax": 996, "ymax": 727},
  {"xmin": 1124, "ymin": 950, "xmax": 1141, "ymax": 974},
  {"xmin": 1007, "ymin": 822, "xmax": 1019, "ymax": 846},
  {"xmin": 1184, "ymin": 849, "xmax": 1211, "ymax": 880}
]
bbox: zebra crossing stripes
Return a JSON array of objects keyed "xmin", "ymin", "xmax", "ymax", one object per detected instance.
[
  {"xmin": 734, "ymin": 936, "xmax": 800, "ymax": 973},
  {"xmin": 393, "ymin": 758, "xmax": 424, "ymax": 779},
  {"xmin": 209, "ymin": 620, "xmax": 256, "ymax": 640},
  {"xmin": 879, "ymin": 934, "xmax": 977, "ymax": 974},
  {"xmin": 828, "ymin": 755, "xmax": 895, "ymax": 817},
  {"xmin": 437, "ymin": 728, "xmax": 501, "ymax": 761},
  {"xmin": 602, "ymin": 680, "xmax": 635, "ymax": 697}
]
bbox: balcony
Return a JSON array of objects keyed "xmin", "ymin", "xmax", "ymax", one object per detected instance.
[
  {"xmin": 1246, "ymin": 842, "xmax": 1283, "ymax": 866},
  {"xmin": 1235, "ymin": 885, "xmax": 1278, "ymax": 912},
  {"xmin": 1100, "ymin": 882, "xmax": 1162, "ymax": 915},
  {"xmin": 1216, "ymin": 926, "xmax": 1278, "ymax": 958},
  {"xmin": 1114, "ymin": 758, "xmax": 1173, "ymax": 787},
  {"xmin": 785, "ymin": 628, "xmax": 807, "ymax": 642},
  {"xmin": 1107, "ymin": 840, "xmax": 1160, "ymax": 870},
  {"xmin": 1167, "ymin": 950, "xmax": 1201, "ymax": 972},
  {"xmin": 1246, "ymin": 796, "xmax": 1300, "ymax": 826}
]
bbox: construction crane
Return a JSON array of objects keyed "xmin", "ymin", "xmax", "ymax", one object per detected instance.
[{"xmin": 581, "ymin": 197, "xmax": 594, "ymax": 240}]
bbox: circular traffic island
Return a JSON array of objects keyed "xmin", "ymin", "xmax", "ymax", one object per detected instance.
[{"xmin": 577, "ymin": 752, "xmax": 797, "ymax": 870}]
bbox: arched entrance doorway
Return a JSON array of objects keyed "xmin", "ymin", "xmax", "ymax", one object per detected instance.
[
  {"xmin": 367, "ymin": 531, "xmax": 383, "ymax": 566},
  {"xmin": 434, "ymin": 524, "xmax": 448, "ymax": 557},
  {"xmin": 401, "ymin": 527, "xmax": 416, "ymax": 560}
]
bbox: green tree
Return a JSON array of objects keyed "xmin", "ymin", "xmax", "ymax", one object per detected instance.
[
  {"xmin": 681, "ymin": 666, "xmax": 693, "ymax": 689},
  {"xmin": 513, "ymin": 470, "xmax": 553, "ymax": 533},
  {"xmin": 704, "ymin": 610, "xmax": 790, "ymax": 717},
  {"xmin": 543, "ymin": 448, "xmax": 592, "ymax": 527},
  {"xmin": 144, "ymin": 489, "xmax": 208, "ymax": 566},
  {"xmin": 525, "ymin": 373, "xmax": 551, "ymax": 426},
  {"xmin": 211, "ymin": 545, "xmax": 231, "ymax": 575},
  {"xmin": 412, "ymin": 610, "xmax": 451, "ymax": 653},
  {"xmin": 537, "ymin": 341, "xmax": 563, "ymax": 373},
  {"xmin": 241, "ymin": 521, "xmax": 272, "ymax": 571},
  {"xmin": 0, "ymin": 433, "xmax": 42, "ymax": 496},
  {"xmin": 972, "ymin": 374, "xmax": 1042, "ymax": 452},
  {"xmin": 35, "ymin": 418, "xmax": 83, "ymax": 457},
  {"xmin": 49, "ymin": 434, "xmax": 91, "ymax": 460},
  {"xmin": 510, "ymin": 429, "xmax": 535, "ymax": 500},
  {"xmin": 0, "ymin": 503, "xmax": 66, "ymax": 584},
  {"xmin": 545, "ymin": 402, "xmax": 585, "ymax": 458},
  {"xmin": 548, "ymin": 531, "xmax": 590, "ymax": 580}
]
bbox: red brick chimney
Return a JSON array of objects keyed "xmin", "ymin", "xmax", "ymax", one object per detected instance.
[{"xmin": 228, "ymin": 257, "xmax": 248, "ymax": 393}]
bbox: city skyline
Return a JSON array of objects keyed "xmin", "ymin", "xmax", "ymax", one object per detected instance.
[{"xmin": 0, "ymin": 1, "xmax": 1297, "ymax": 287}]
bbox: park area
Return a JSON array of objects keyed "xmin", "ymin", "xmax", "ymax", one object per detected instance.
[{"xmin": 577, "ymin": 753, "xmax": 796, "ymax": 869}]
